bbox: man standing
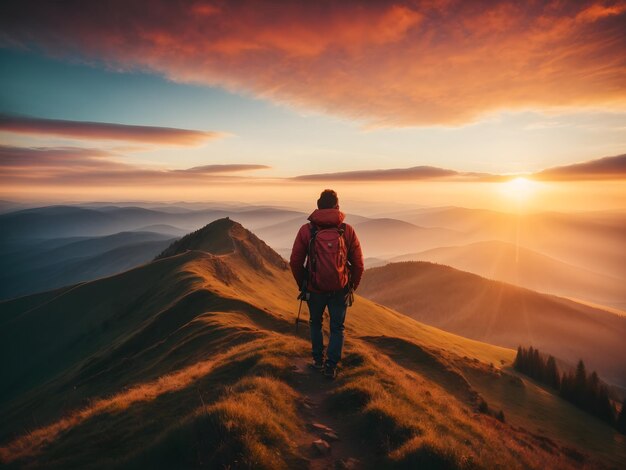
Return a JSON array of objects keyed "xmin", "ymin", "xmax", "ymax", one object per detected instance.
[{"xmin": 290, "ymin": 189, "xmax": 364, "ymax": 379}]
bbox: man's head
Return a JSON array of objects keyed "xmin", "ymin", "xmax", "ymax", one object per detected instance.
[{"xmin": 317, "ymin": 189, "xmax": 339, "ymax": 209}]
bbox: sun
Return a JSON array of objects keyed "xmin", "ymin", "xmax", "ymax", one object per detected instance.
[{"xmin": 500, "ymin": 177, "xmax": 539, "ymax": 202}]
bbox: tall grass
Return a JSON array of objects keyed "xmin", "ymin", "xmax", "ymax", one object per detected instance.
[
  {"xmin": 125, "ymin": 377, "xmax": 305, "ymax": 469},
  {"xmin": 0, "ymin": 334, "xmax": 305, "ymax": 467}
]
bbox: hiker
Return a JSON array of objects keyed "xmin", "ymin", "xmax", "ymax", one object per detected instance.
[{"xmin": 290, "ymin": 189, "xmax": 364, "ymax": 379}]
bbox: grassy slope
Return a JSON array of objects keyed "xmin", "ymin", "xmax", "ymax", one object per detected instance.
[
  {"xmin": 359, "ymin": 261, "xmax": 626, "ymax": 388},
  {"xmin": 0, "ymin": 220, "xmax": 623, "ymax": 469},
  {"xmin": 463, "ymin": 366, "xmax": 626, "ymax": 468}
]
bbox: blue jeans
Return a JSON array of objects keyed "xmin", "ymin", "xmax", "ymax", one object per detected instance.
[{"xmin": 307, "ymin": 288, "xmax": 348, "ymax": 367}]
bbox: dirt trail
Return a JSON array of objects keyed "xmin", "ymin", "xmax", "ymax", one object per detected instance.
[{"xmin": 290, "ymin": 357, "xmax": 367, "ymax": 470}]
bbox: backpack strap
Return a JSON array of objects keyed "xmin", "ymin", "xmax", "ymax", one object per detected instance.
[
  {"xmin": 339, "ymin": 223, "xmax": 352, "ymax": 286},
  {"xmin": 309, "ymin": 222, "xmax": 318, "ymax": 237},
  {"xmin": 338, "ymin": 223, "xmax": 349, "ymax": 251},
  {"xmin": 307, "ymin": 223, "xmax": 319, "ymax": 273}
]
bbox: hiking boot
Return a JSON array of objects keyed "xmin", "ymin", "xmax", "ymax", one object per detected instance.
[
  {"xmin": 309, "ymin": 359, "xmax": 324, "ymax": 371},
  {"xmin": 324, "ymin": 363, "xmax": 337, "ymax": 379}
]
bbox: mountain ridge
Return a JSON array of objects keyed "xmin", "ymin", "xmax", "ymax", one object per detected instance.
[
  {"xmin": 1, "ymin": 219, "xmax": 623, "ymax": 468},
  {"xmin": 155, "ymin": 217, "xmax": 287, "ymax": 272}
]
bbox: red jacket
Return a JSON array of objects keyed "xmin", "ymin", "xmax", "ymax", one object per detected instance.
[{"xmin": 289, "ymin": 208, "xmax": 364, "ymax": 292}]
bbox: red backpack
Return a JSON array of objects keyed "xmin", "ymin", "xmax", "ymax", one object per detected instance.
[{"xmin": 307, "ymin": 223, "xmax": 349, "ymax": 292}]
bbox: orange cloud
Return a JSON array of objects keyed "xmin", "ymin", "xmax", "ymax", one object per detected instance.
[
  {"xmin": 0, "ymin": 114, "xmax": 224, "ymax": 146},
  {"xmin": 1, "ymin": 1, "xmax": 624, "ymax": 126}
]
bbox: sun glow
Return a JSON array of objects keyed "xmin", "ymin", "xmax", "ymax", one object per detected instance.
[{"xmin": 499, "ymin": 177, "xmax": 540, "ymax": 203}]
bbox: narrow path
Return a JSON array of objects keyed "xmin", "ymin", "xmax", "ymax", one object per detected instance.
[{"xmin": 289, "ymin": 357, "xmax": 365, "ymax": 470}]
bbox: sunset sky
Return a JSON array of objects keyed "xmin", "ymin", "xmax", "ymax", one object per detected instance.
[{"xmin": 0, "ymin": 0, "xmax": 625, "ymax": 211}]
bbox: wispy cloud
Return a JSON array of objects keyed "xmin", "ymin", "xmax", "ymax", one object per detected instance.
[
  {"xmin": 0, "ymin": 1, "xmax": 624, "ymax": 126},
  {"xmin": 295, "ymin": 156, "xmax": 626, "ymax": 183},
  {"xmin": 0, "ymin": 145, "xmax": 269, "ymax": 185},
  {"xmin": 0, "ymin": 114, "xmax": 225, "ymax": 146},
  {"xmin": 534, "ymin": 154, "xmax": 626, "ymax": 181},
  {"xmin": 175, "ymin": 164, "xmax": 269, "ymax": 174},
  {"xmin": 293, "ymin": 166, "xmax": 459, "ymax": 181}
]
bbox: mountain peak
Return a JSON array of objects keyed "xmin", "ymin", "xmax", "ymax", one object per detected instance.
[{"xmin": 155, "ymin": 217, "xmax": 287, "ymax": 272}]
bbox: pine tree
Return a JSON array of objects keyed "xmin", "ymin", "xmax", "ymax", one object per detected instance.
[
  {"xmin": 545, "ymin": 356, "xmax": 560, "ymax": 390},
  {"xmin": 560, "ymin": 371, "xmax": 574, "ymax": 401},
  {"xmin": 533, "ymin": 347, "xmax": 542, "ymax": 380},
  {"xmin": 574, "ymin": 360, "xmax": 587, "ymax": 405},
  {"xmin": 587, "ymin": 371, "xmax": 600, "ymax": 414}
]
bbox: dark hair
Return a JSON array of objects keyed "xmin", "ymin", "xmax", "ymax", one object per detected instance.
[{"xmin": 317, "ymin": 189, "xmax": 339, "ymax": 209}]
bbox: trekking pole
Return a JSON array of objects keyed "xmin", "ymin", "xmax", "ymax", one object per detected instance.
[
  {"xmin": 344, "ymin": 269, "xmax": 354, "ymax": 308},
  {"xmin": 295, "ymin": 296, "xmax": 303, "ymax": 334},
  {"xmin": 295, "ymin": 278, "xmax": 308, "ymax": 334}
]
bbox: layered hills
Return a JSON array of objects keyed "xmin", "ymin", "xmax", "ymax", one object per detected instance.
[
  {"xmin": 0, "ymin": 204, "xmax": 305, "ymax": 240},
  {"xmin": 0, "ymin": 231, "xmax": 176, "ymax": 300},
  {"xmin": 359, "ymin": 262, "xmax": 626, "ymax": 388},
  {"xmin": 1, "ymin": 219, "xmax": 624, "ymax": 469},
  {"xmin": 0, "ymin": 203, "xmax": 305, "ymax": 300},
  {"xmin": 384, "ymin": 207, "xmax": 626, "ymax": 281},
  {"xmin": 390, "ymin": 240, "xmax": 625, "ymax": 310},
  {"xmin": 3, "ymin": 203, "xmax": 624, "ymax": 310},
  {"xmin": 256, "ymin": 216, "xmax": 463, "ymax": 259}
]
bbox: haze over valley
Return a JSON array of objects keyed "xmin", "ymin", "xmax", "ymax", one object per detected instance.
[{"xmin": 3, "ymin": 202, "xmax": 624, "ymax": 311}]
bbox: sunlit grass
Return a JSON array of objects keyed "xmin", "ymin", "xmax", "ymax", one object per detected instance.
[
  {"xmin": 128, "ymin": 376, "xmax": 304, "ymax": 469},
  {"xmin": 329, "ymin": 341, "xmax": 594, "ymax": 469},
  {"xmin": 0, "ymin": 335, "xmax": 297, "ymax": 465}
]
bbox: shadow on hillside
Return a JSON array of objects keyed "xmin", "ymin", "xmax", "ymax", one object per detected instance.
[
  {"xmin": 361, "ymin": 336, "xmax": 479, "ymax": 406},
  {"xmin": 3, "ymin": 334, "xmax": 309, "ymax": 469}
]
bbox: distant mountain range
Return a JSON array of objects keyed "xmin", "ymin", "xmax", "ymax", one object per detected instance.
[
  {"xmin": 391, "ymin": 240, "xmax": 626, "ymax": 310},
  {"xmin": 1, "ymin": 203, "xmax": 624, "ymax": 311},
  {"xmin": 0, "ymin": 204, "xmax": 307, "ymax": 240},
  {"xmin": 383, "ymin": 206, "xmax": 626, "ymax": 280},
  {"xmin": 0, "ymin": 231, "xmax": 176, "ymax": 300},
  {"xmin": 256, "ymin": 215, "xmax": 463, "ymax": 258},
  {"xmin": 0, "ymin": 203, "xmax": 307, "ymax": 300}
]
